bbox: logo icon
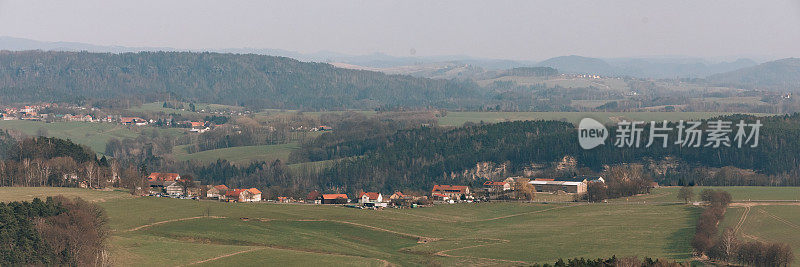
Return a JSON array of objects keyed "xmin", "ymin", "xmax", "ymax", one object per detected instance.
[{"xmin": 578, "ymin": 118, "xmax": 608, "ymax": 149}]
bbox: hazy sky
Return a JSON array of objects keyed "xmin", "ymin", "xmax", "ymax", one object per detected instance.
[{"xmin": 1, "ymin": 0, "xmax": 799, "ymax": 61}]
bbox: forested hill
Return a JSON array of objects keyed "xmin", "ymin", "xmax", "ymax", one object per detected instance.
[
  {"xmin": 315, "ymin": 114, "xmax": 800, "ymax": 192},
  {"xmin": 0, "ymin": 51, "xmax": 483, "ymax": 109}
]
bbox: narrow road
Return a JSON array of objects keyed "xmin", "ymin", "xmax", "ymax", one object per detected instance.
[
  {"xmin": 180, "ymin": 247, "xmax": 264, "ymax": 266},
  {"xmin": 733, "ymin": 206, "xmax": 750, "ymax": 234}
]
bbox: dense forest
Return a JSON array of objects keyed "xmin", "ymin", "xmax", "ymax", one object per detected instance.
[{"xmin": 0, "ymin": 50, "xmax": 483, "ymax": 110}]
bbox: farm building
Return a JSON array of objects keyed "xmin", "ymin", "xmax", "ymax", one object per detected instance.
[
  {"xmin": 528, "ymin": 180, "xmax": 587, "ymax": 194},
  {"xmin": 306, "ymin": 190, "xmax": 323, "ymax": 204},
  {"xmin": 431, "ymin": 185, "xmax": 470, "ymax": 199},
  {"xmin": 322, "ymin": 194, "xmax": 349, "ymax": 204},
  {"xmin": 147, "ymin": 173, "xmax": 181, "ymax": 194}
]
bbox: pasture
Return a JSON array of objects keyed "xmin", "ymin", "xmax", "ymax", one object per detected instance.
[
  {"xmin": 0, "ymin": 120, "xmax": 185, "ymax": 155},
  {"xmin": 614, "ymin": 186, "xmax": 800, "ymax": 203},
  {"xmin": 0, "ymin": 187, "xmax": 706, "ymax": 266},
  {"xmin": 171, "ymin": 143, "xmax": 299, "ymax": 165},
  {"xmin": 2, "ymin": 186, "xmax": 797, "ymax": 265}
]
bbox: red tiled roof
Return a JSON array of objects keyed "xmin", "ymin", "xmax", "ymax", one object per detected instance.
[
  {"xmin": 248, "ymin": 188, "xmax": 262, "ymax": 195},
  {"xmin": 121, "ymin": 117, "xmax": 145, "ymax": 123},
  {"xmin": 483, "ymin": 181, "xmax": 507, "ymax": 186},
  {"xmin": 359, "ymin": 192, "xmax": 381, "ymax": 200},
  {"xmin": 214, "ymin": 185, "xmax": 229, "ymax": 190},
  {"xmin": 432, "ymin": 185, "xmax": 469, "ymax": 194},
  {"xmin": 432, "ymin": 193, "xmax": 448, "ymax": 198},
  {"xmin": 190, "ymin": 122, "xmax": 204, "ymax": 127},
  {"xmin": 148, "ymin": 173, "xmax": 180, "ymax": 182},
  {"xmin": 226, "ymin": 189, "xmax": 246, "ymax": 197},
  {"xmin": 322, "ymin": 194, "xmax": 348, "ymax": 200}
]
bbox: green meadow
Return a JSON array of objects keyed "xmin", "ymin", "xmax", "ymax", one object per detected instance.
[
  {"xmin": 2, "ymin": 186, "xmax": 798, "ymax": 265},
  {"xmin": 0, "ymin": 120, "xmax": 185, "ymax": 156},
  {"xmin": 0, "ymin": 187, "xmax": 708, "ymax": 266},
  {"xmin": 172, "ymin": 143, "xmax": 300, "ymax": 165}
]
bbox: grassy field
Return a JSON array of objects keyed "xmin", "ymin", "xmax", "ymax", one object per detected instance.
[
  {"xmin": 0, "ymin": 187, "xmax": 707, "ymax": 266},
  {"xmin": 437, "ymin": 112, "xmax": 770, "ymax": 127},
  {"xmin": 2, "ymin": 187, "xmax": 797, "ymax": 266},
  {"xmin": 0, "ymin": 187, "xmax": 133, "ymax": 202},
  {"xmin": 0, "ymin": 120, "xmax": 185, "ymax": 155},
  {"xmin": 613, "ymin": 186, "xmax": 800, "ymax": 203},
  {"xmin": 172, "ymin": 143, "xmax": 299, "ymax": 164},
  {"xmin": 719, "ymin": 205, "xmax": 800, "ymax": 264}
]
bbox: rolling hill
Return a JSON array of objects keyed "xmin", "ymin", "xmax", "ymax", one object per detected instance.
[
  {"xmin": 707, "ymin": 58, "xmax": 800, "ymax": 91},
  {"xmin": 0, "ymin": 50, "xmax": 483, "ymax": 110}
]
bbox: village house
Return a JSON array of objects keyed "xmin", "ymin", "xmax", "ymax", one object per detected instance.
[
  {"xmin": 483, "ymin": 181, "xmax": 511, "ymax": 193},
  {"xmin": 224, "ymin": 189, "xmax": 251, "ymax": 202},
  {"xmin": 222, "ymin": 188, "xmax": 262, "ymax": 202},
  {"xmin": 321, "ymin": 193, "xmax": 348, "ymax": 204},
  {"xmin": 431, "ymin": 185, "xmax": 471, "ymax": 200},
  {"xmin": 189, "ymin": 121, "xmax": 210, "ymax": 133},
  {"xmin": 206, "ymin": 185, "xmax": 229, "ymax": 199},
  {"xmin": 165, "ymin": 181, "xmax": 185, "ymax": 195},
  {"xmin": 248, "ymin": 188, "xmax": 262, "ymax": 202},
  {"xmin": 388, "ymin": 191, "xmax": 408, "ymax": 201},
  {"xmin": 358, "ymin": 192, "xmax": 387, "ymax": 207}
]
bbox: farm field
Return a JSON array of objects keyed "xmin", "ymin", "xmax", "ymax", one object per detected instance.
[
  {"xmin": 437, "ymin": 112, "xmax": 773, "ymax": 126},
  {"xmin": 0, "ymin": 120, "xmax": 185, "ymax": 155},
  {"xmin": 171, "ymin": 143, "xmax": 299, "ymax": 164}
]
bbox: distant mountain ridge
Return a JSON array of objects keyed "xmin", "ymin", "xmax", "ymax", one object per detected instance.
[
  {"xmin": 535, "ymin": 55, "xmax": 757, "ymax": 78},
  {"xmin": 707, "ymin": 58, "xmax": 800, "ymax": 92},
  {"xmin": 0, "ymin": 36, "xmax": 761, "ymax": 79}
]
